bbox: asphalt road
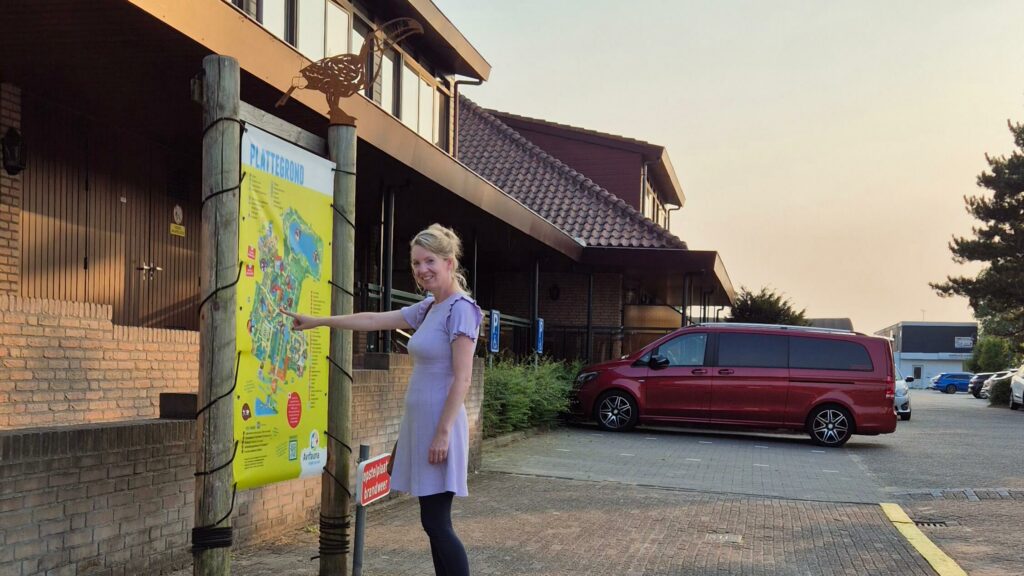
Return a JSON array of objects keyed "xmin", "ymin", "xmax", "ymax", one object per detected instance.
[{"xmin": 853, "ymin": 390, "xmax": 1024, "ymax": 492}]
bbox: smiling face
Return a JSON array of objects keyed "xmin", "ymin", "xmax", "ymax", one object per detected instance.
[{"xmin": 411, "ymin": 244, "xmax": 454, "ymax": 295}]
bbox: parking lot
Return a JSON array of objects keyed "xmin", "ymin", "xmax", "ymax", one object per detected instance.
[{"xmin": 189, "ymin": 389, "xmax": 1024, "ymax": 575}]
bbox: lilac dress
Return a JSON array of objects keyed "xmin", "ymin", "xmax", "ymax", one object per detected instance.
[{"xmin": 393, "ymin": 293, "xmax": 482, "ymax": 497}]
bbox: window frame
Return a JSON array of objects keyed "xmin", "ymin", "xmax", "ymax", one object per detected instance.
[
  {"xmin": 653, "ymin": 332, "xmax": 710, "ymax": 367},
  {"xmin": 789, "ymin": 336, "xmax": 875, "ymax": 372},
  {"xmin": 714, "ymin": 332, "xmax": 789, "ymax": 369}
]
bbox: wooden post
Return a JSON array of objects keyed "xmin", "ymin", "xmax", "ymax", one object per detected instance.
[
  {"xmin": 321, "ymin": 122, "xmax": 356, "ymax": 576},
  {"xmin": 194, "ymin": 55, "xmax": 240, "ymax": 576}
]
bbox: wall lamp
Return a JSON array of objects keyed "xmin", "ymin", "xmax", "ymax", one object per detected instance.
[{"xmin": 2, "ymin": 128, "xmax": 26, "ymax": 176}]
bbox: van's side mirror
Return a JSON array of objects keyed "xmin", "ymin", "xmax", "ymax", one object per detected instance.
[
  {"xmin": 650, "ymin": 354, "xmax": 670, "ymax": 369},
  {"xmin": 905, "ymin": 376, "xmax": 914, "ymax": 383}
]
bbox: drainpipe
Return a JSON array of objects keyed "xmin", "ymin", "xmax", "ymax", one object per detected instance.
[
  {"xmin": 665, "ymin": 204, "xmax": 681, "ymax": 231},
  {"xmin": 452, "ymin": 77, "xmax": 483, "ymax": 158}
]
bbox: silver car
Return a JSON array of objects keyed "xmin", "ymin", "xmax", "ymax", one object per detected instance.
[
  {"xmin": 981, "ymin": 371, "xmax": 1013, "ymax": 400},
  {"xmin": 894, "ymin": 367, "xmax": 912, "ymax": 421}
]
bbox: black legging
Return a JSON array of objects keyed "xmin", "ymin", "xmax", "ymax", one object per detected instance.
[{"xmin": 419, "ymin": 491, "xmax": 469, "ymax": 576}]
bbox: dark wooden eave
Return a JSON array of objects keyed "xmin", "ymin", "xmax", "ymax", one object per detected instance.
[
  {"xmin": 582, "ymin": 247, "xmax": 736, "ymax": 307},
  {"xmin": 0, "ymin": 0, "xmax": 576, "ymax": 259},
  {"xmin": 374, "ymin": 0, "xmax": 491, "ymax": 80}
]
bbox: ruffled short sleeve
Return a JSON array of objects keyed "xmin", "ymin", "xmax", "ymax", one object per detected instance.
[
  {"xmin": 446, "ymin": 296, "xmax": 483, "ymax": 343},
  {"xmin": 400, "ymin": 297, "xmax": 434, "ymax": 330}
]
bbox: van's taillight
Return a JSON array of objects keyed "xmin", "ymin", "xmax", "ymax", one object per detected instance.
[
  {"xmin": 880, "ymin": 354, "xmax": 897, "ymax": 399},
  {"xmin": 884, "ymin": 347, "xmax": 895, "ymax": 400}
]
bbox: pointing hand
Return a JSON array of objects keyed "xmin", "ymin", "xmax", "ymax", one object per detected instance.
[{"xmin": 280, "ymin": 308, "xmax": 317, "ymax": 331}]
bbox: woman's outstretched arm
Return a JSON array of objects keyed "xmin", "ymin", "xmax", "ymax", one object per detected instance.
[{"xmin": 281, "ymin": 308, "xmax": 412, "ymax": 332}]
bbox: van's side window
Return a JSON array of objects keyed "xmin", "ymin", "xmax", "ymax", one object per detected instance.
[
  {"xmin": 656, "ymin": 333, "xmax": 708, "ymax": 367},
  {"xmin": 717, "ymin": 333, "xmax": 787, "ymax": 368},
  {"xmin": 790, "ymin": 337, "xmax": 874, "ymax": 371}
]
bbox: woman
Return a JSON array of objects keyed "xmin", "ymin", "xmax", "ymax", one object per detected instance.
[{"xmin": 282, "ymin": 223, "xmax": 481, "ymax": 576}]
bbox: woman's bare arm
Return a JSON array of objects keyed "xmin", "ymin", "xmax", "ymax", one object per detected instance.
[
  {"xmin": 281, "ymin": 308, "xmax": 411, "ymax": 332},
  {"xmin": 428, "ymin": 335, "xmax": 476, "ymax": 464}
]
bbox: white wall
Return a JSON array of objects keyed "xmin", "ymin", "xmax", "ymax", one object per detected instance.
[{"xmin": 896, "ymin": 355, "xmax": 965, "ymax": 388}]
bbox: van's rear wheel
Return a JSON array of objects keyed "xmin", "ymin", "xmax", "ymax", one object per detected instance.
[
  {"xmin": 595, "ymin": 391, "xmax": 638, "ymax": 431},
  {"xmin": 808, "ymin": 406, "xmax": 852, "ymax": 447}
]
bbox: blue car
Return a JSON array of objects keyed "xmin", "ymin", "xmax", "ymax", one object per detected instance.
[{"xmin": 930, "ymin": 372, "xmax": 974, "ymax": 394}]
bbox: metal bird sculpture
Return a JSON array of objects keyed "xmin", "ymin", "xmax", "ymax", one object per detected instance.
[{"xmin": 275, "ymin": 18, "xmax": 423, "ymax": 125}]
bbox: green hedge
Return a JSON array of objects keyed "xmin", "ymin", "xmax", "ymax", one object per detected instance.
[
  {"xmin": 482, "ymin": 357, "xmax": 581, "ymax": 437},
  {"xmin": 988, "ymin": 377, "xmax": 1012, "ymax": 406}
]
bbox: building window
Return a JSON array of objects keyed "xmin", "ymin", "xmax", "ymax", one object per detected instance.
[
  {"xmin": 325, "ymin": 1, "xmax": 349, "ymax": 57},
  {"xmin": 417, "ymin": 76, "xmax": 433, "ymax": 140},
  {"xmin": 381, "ymin": 48, "xmax": 398, "ymax": 115},
  {"xmin": 261, "ymin": 0, "xmax": 287, "ymax": 39},
  {"xmin": 400, "ymin": 61, "xmax": 419, "ymax": 131},
  {"xmin": 435, "ymin": 88, "xmax": 450, "ymax": 151},
  {"xmin": 352, "ymin": 17, "xmax": 373, "ymax": 98},
  {"xmin": 296, "ymin": 0, "xmax": 326, "ymax": 62}
]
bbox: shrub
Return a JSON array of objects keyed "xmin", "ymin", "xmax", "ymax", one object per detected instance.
[
  {"xmin": 988, "ymin": 377, "xmax": 1012, "ymax": 406},
  {"xmin": 482, "ymin": 356, "xmax": 578, "ymax": 437}
]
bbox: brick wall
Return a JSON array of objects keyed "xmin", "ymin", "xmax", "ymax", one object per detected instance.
[
  {"xmin": 0, "ymin": 295, "xmax": 199, "ymax": 430},
  {"xmin": 0, "ymin": 355, "xmax": 486, "ymax": 576},
  {"xmin": 0, "ymin": 83, "xmax": 22, "ymax": 295},
  {"xmin": 0, "ymin": 420, "xmax": 196, "ymax": 575},
  {"xmin": 493, "ymin": 272, "xmax": 621, "ymax": 328}
]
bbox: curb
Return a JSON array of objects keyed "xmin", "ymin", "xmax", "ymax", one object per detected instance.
[{"xmin": 482, "ymin": 426, "xmax": 551, "ymax": 451}]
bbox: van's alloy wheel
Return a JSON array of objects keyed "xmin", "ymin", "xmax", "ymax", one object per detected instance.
[
  {"xmin": 595, "ymin": 392, "xmax": 638, "ymax": 431},
  {"xmin": 808, "ymin": 407, "xmax": 852, "ymax": 447},
  {"xmin": 945, "ymin": 384, "xmax": 957, "ymax": 394}
]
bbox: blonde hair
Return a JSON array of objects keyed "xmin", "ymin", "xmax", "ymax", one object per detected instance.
[{"xmin": 410, "ymin": 223, "xmax": 471, "ymax": 296}]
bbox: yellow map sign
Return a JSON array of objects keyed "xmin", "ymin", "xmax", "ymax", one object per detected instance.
[{"xmin": 235, "ymin": 125, "xmax": 334, "ymax": 490}]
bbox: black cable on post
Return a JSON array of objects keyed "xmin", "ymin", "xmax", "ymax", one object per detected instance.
[{"xmin": 191, "ymin": 483, "xmax": 238, "ymax": 552}]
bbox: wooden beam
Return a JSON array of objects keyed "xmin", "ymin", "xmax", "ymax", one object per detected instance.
[{"xmin": 195, "ymin": 54, "xmax": 240, "ymax": 576}]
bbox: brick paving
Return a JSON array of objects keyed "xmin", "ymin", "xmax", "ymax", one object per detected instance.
[
  {"xmin": 901, "ymin": 499, "xmax": 1024, "ymax": 576},
  {"xmin": 171, "ymin": 472, "xmax": 935, "ymax": 576},
  {"xmin": 483, "ymin": 426, "xmax": 889, "ymax": 504},
  {"xmin": 168, "ymin": 392, "xmax": 1024, "ymax": 575}
]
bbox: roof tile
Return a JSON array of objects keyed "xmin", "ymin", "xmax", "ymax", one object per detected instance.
[{"xmin": 457, "ymin": 97, "xmax": 686, "ymax": 249}]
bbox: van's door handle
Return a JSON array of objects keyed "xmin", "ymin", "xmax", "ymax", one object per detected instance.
[
  {"xmin": 718, "ymin": 369, "xmax": 734, "ymax": 375},
  {"xmin": 691, "ymin": 368, "xmax": 707, "ymax": 375}
]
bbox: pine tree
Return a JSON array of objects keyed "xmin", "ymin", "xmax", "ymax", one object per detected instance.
[
  {"xmin": 932, "ymin": 120, "xmax": 1024, "ymax": 351},
  {"xmin": 728, "ymin": 287, "xmax": 809, "ymax": 326}
]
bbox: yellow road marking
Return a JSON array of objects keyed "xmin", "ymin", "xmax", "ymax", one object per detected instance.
[{"xmin": 880, "ymin": 503, "xmax": 967, "ymax": 576}]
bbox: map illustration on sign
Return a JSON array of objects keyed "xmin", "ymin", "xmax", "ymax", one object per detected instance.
[
  {"xmin": 234, "ymin": 124, "xmax": 334, "ymax": 490},
  {"xmin": 248, "ymin": 209, "xmax": 323, "ymax": 417}
]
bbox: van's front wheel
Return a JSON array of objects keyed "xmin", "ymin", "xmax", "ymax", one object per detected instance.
[
  {"xmin": 808, "ymin": 406, "xmax": 852, "ymax": 447},
  {"xmin": 595, "ymin": 391, "xmax": 638, "ymax": 431}
]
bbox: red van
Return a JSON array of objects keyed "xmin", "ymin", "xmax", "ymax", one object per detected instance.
[{"xmin": 569, "ymin": 323, "xmax": 897, "ymax": 447}]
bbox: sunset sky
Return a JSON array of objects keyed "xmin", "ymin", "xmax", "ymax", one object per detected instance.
[{"xmin": 435, "ymin": 0, "xmax": 1024, "ymax": 332}]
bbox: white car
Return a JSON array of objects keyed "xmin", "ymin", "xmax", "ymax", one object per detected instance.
[{"xmin": 1010, "ymin": 367, "xmax": 1024, "ymax": 410}]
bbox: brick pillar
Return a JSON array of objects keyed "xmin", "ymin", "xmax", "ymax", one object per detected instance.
[{"xmin": 0, "ymin": 83, "xmax": 22, "ymax": 295}]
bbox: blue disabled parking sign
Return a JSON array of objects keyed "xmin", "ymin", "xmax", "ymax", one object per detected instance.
[
  {"xmin": 536, "ymin": 318, "xmax": 544, "ymax": 354},
  {"xmin": 489, "ymin": 310, "xmax": 500, "ymax": 354}
]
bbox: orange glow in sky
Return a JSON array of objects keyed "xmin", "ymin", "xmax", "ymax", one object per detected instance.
[{"xmin": 437, "ymin": 0, "xmax": 1024, "ymax": 332}]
